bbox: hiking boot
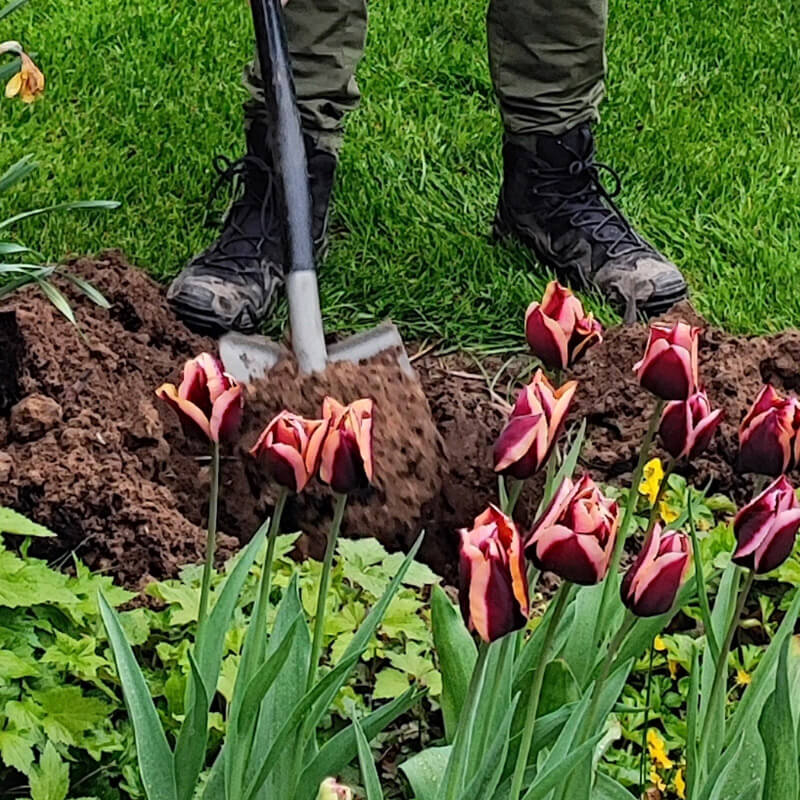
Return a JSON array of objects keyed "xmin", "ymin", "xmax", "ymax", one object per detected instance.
[
  {"xmin": 168, "ymin": 124, "xmax": 337, "ymax": 335},
  {"xmin": 493, "ymin": 124, "xmax": 687, "ymax": 322}
]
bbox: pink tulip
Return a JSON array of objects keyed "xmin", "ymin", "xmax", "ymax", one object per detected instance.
[
  {"xmin": 524, "ymin": 281, "xmax": 603, "ymax": 370},
  {"xmin": 732, "ymin": 475, "xmax": 800, "ymax": 574},
  {"xmin": 621, "ymin": 525, "xmax": 692, "ymax": 617},
  {"xmin": 319, "ymin": 397, "xmax": 374, "ymax": 493},
  {"xmin": 659, "ymin": 390, "xmax": 724, "ymax": 461},
  {"xmin": 459, "ymin": 506, "xmax": 530, "ymax": 643},
  {"xmin": 250, "ymin": 411, "xmax": 329, "ymax": 492},
  {"xmin": 156, "ymin": 353, "xmax": 243, "ymax": 443},
  {"xmin": 493, "ymin": 371, "xmax": 578, "ymax": 479},
  {"xmin": 634, "ymin": 322, "xmax": 700, "ymax": 401},
  {"xmin": 738, "ymin": 385, "xmax": 800, "ymax": 477},
  {"xmin": 526, "ymin": 475, "xmax": 620, "ymax": 585},
  {"xmin": 317, "ymin": 778, "xmax": 353, "ymax": 800}
]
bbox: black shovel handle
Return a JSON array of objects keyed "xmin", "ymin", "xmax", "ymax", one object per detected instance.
[{"xmin": 249, "ymin": 0, "xmax": 315, "ymax": 274}]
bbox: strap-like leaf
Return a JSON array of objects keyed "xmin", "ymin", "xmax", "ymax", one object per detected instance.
[
  {"xmin": 0, "ymin": 0, "xmax": 30, "ymax": 21},
  {"xmin": 0, "ymin": 200, "xmax": 120, "ymax": 231},
  {"xmin": 0, "ymin": 155, "xmax": 36, "ymax": 194},
  {"xmin": 62, "ymin": 272, "xmax": 112, "ymax": 309},
  {"xmin": 353, "ymin": 714, "xmax": 384, "ymax": 800},
  {"xmin": 173, "ymin": 651, "xmax": 209, "ymax": 800},
  {"xmin": 520, "ymin": 733, "xmax": 603, "ymax": 800},
  {"xmin": 98, "ymin": 593, "xmax": 177, "ymax": 800}
]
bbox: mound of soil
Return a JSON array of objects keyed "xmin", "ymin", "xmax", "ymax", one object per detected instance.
[{"xmin": 0, "ymin": 253, "xmax": 793, "ymax": 586}]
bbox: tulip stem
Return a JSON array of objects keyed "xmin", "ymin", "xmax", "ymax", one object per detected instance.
[
  {"xmin": 638, "ymin": 641, "xmax": 656, "ymax": 794},
  {"xmin": 307, "ymin": 492, "xmax": 348, "ymax": 692},
  {"xmin": 197, "ymin": 441, "xmax": 221, "ymax": 635},
  {"xmin": 595, "ymin": 399, "xmax": 665, "ymax": 648},
  {"xmin": 699, "ymin": 569, "xmax": 754, "ymax": 757},
  {"xmin": 255, "ymin": 488, "xmax": 289, "ymax": 639},
  {"xmin": 506, "ymin": 478, "xmax": 525, "ymax": 516},
  {"xmin": 509, "ymin": 582, "xmax": 571, "ymax": 800},
  {"xmin": 687, "ymin": 493, "xmax": 719, "ymax": 664}
]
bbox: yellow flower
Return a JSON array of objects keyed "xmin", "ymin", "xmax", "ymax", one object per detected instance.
[
  {"xmin": 647, "ymin": 729, "xmax": 674, "ymax": 770},
  {"xmin": 639, "ymin": 458, "xmax": 664, "ymax": 505},
  {"xmin": 675, "ymin": 766, "xmax": 687, "ymax": 799},
  {"xmin": 668, "ymin": 659, "xmax": 680, "ymax": 679},
  {"xmin": 736, "ymin": 668, "xmax": 752, "ymax": 686},
  {"xmin": 654, "ymin": 635, "xmax": 667, "ymax": 651},
  {"xmin": 3, "ymin": 49, "xmax": 45, "ymax": 103},
  {"xmin": 659, "ymin": 500, "xmax": 680, "ymax": 524},
  {"xmin": 649, "ymin": 766, "xmax": 666, "ymax": 792}
]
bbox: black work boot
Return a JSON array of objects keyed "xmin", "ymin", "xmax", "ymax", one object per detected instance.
[
  {"xmin": 168, "ymin": 123, "xmax": 337, "ymax": 335},
  {"xmin": 494, "ymin": 124, "xmax": 687, "ymax": 322}
]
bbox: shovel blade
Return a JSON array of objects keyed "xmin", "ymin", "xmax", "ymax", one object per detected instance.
[
  {"xmin": 327, "ymin": 321, "xmax": 414, "ymax": 377},
  {"xmin": 219, "ymin": 331, "xmax": 289, "ymax": 384}
]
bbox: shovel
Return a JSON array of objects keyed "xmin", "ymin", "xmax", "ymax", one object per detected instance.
[{"xmin": 219, "ymin": 0, "xmax": 412, "ymax": 383}]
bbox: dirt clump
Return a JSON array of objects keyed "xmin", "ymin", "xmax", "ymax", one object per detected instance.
[{"xmin": 0, "ymin": 254, "xmax": 798, "ymax": 587}]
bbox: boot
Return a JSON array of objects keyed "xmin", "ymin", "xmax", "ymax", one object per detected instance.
[
  {"xmin": 494, "ymin": 124, "xmax": 687, "ymax": 322},
  {"xmin": 168, "ymin": 123, "xmax": 337, "ymax": 334}
]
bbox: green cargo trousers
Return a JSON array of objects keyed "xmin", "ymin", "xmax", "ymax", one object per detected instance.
[{"xmin": 244, "ymin": 0, "xmax": 607, "ymax": 155}]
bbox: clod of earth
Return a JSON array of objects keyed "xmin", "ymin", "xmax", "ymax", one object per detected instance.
[{"xmin": 0, "ymin": 252, "xmax": 785, "ymax": 586}]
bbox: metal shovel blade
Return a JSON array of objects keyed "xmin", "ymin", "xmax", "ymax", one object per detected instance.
[{"xmin": 219, "ymin": 321, "xmax": 414, "ymax": 385}]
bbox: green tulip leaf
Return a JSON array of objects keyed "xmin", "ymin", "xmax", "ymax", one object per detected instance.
[
  {"xmin": 399, "ymin": 747, "xmax": 450, "ymax": 800},
  {"xmin": 173, "ymin": 651, "xmax": 209, "ymax": 800},
  {"xmin": 353, "ymin": 714, "xmax": 384, "ymax": 800}
]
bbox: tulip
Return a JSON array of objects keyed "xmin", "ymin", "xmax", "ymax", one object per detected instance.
[
  {"xmin": 493, "ymin": 371, "xmax": 578, "ymax": 479},
  {"xmin": 156, "ymin": 352, "xmax": 243, "ymax": 443},
  {"xmin": 318, "ymin": 397, "xmax": 374, "ymax": 493},
  {"xmin": 459, "ymin": 506, "xmax": 530, "ymax": 642},
  {"xmin": 621, "ymin": 525, "xmax": 692, "ymax": 616},
  {"xmin": 634, "ymin": 322, "xmax": 700, "ymax": 401},
  {"xmin": 526, "ymin": 474, "xmax": 620, "ymax": 585},
  {"xmin": 525, "ymin": 281, "xmax": 603, "ymax": 370},
  {"xmin": 317, "ymin": 778, "xmax": 353, "ymax": 800},
  {"xmin": 659, "ymin": 390, "xmax": 724, "ymax": 461},
  {"xmin": 250, "ymin": 411, "xmax": 329, "ymax": 492},
  {"xmin": 1, "ymin": 43, "xmax": 44, "ymax": 103},
  {"xmin": 738, "ymin": 384, "xmax": 800, "ymax": 477},
  {"xmin": 732, "ymin": 475, "xmax": 800, "ymax": 574}
]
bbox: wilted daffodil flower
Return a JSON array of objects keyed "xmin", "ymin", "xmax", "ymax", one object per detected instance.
[
  {"xmin": 525, "ymin": 281, "xmax": 603, "ymax": 370},
  {"xmin": 317, "ymin": 778, "xmax": 353, "ymax": 800},
  {"xmin": 250, "ymin": 411, "xmax": 329, "ymax": 493},
  {"xmin": 493, "ymin": 370, "xmax": 577, "ymax": 479},
  {"xmin": 156, "ymin": 353, "xmax": 243, "ymax": 443},
  {"xmin": 738, "ymin": 384, "xmax": 800, "ymax": 477},
  {"xmin": 634, "ymin": 322, "xmax": 700, "ymax": 401},
  {"xmin": 526, "ymin": 474, "xmax": 620, "ymax": 585},
  {"xmin": 732, "ymin": 475, "xmax": 800, "ymax": 574},
  {"xmin": 459, "ymin": 506, "xmax": 529, "ymax": 643},
  {"xmin": 1, "ymin": 42, "xmax": 45, "ymax": 103},
  {"xmin": 659, "ymin": 390, "xmax": 724, "ymax": 461},
  {"xmin": 621, "ymin": 525, "xmax": 692, "ymax": 617},
  {"xmin": 319, "ymin": 397, "xmax": 374, "ymax": 494}
]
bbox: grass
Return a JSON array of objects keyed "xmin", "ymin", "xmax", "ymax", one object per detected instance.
[{"xmin": 2, "ymin": 0, "xmax": 799, "ymax": 348}]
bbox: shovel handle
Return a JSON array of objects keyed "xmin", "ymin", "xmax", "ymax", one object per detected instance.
[{"xmin": 250, "ymin": 0, "xmax": 328, "ymax": 372}]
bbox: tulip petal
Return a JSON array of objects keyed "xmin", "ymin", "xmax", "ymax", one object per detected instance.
[
  {"xmin": 531, "ymin": 524, "xmax": 605, "ymax": 585},
  {"xmin": 688, "ymin": 408, "xmax": 724, "ymax": 459},
  {"xmin": 304, "ymin": 418, "xmax": 329, "ymax": 475},
  {"xmin": 320, "ymin": 430, "xmax": 368, "ymax": 493},
  {"xmin": 739, "ymin": 412, "xmax": 793, "ymax": 476},
  {"xmin": 5, "ymin": 71, "xmax": 22, "ymax": 98},
  {"xmin": 493, "ymin": 413, "xmax": 546, "ymax": 475},
  {"xmin": 263, "ymin": 442, "xmax": 308, "ymax": 492},
  {"xmin": 156, "ymin": 383, "xmax": 212, "ymax": 440},
  {"xmin": 195, "ymin": 353, "xmax": 228, "ymax": 403},
  {"xmin": 209, "ymin": 385, "xmax": 243, "ymax": 443},
  {"xmin": 659, "ymin": 401, "xmax": 691, "ymax": 459},
  {"xmin": 752, "ymin": 509, "xmax": 800, "ymax": 574},
  {"xmin": 525, "ymin": 304, "xmax": 569, "ymax": 370},
  {"xmin": 322, "ymin": 396, "xmax": 347, "ymax": 423},
  {"xmin": 637, "ymin": 342, "xmax": 693, "ymax": 400},
  {"xmin": 179, "ymin": 359, "xmax": 211, "ymax": 414}
]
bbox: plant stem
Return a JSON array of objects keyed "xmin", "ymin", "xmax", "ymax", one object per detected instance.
[
  {"xmin": 257, "ymin": 488, "xmax": 289, "ymax": 621},
  {"xmin": 638, "ymin": 641, "xmax": 656, "ymax": 794},
  {"xmin": 687, "ymin": 492, "xmax": 719, "ymax": 664},
  {"xmin": 197, "ymin": 441, "xmax": 220, "ymax": 634},
  {"xmin": 509, "ymin": 583, "xmax": 571, "ymax": 800},
  {"xmin": 306, "ymin": 492, "xmax": 348, "ymax": 692},
  {"xmin": 699, "ymin": 570, "xmax": 754, "ymax": 746},
  {"xmin": 506, "ymin": 478, "xmax": 524, "ymax": 516}
]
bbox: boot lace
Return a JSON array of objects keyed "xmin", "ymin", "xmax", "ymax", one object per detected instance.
[{"xmin": 527, "ymin": 139, "xmax": 646, "ymax": 259}]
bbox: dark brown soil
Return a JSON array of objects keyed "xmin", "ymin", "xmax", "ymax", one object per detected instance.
[{"xmin": 0, "ymin": 253, "xmax": 794, "ymax": 586}]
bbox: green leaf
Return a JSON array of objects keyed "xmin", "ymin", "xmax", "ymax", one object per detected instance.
[
  {"xmin": 520, "ymin": 732, "xmax": 603, "ymax": 800},
  {"xmin": 373, "ymin": 667, "xmax": 410, "ymax": 699},
  {"xmin": 399, "ymin": 746, "xmax": 450, "ymax": 800},
  {"xmin": 173, "ymin": 651, "xmax": 209, "ymax": 800},
  {"xmin": 593, "ymin": 772, "xmax": 638, "ymax": 799},
  {"xmin": 538, "ymin": 658, "xmax": 579, "ymax": 717},
  {"xmin": 0, "ymin": 0, "xmax": 30, "ymax": 21},
  {"xmin": 62, "ymin": 272, "xmax": 111, "ymax": 309},
  {"xmin": 0, "ymin": 200, "xmax": 120, "ymax": 231},
  {"xmin": 561, "ymin": 582, "xmax": 605, "ymax": 686},
  {"xmin": 0, "ymin": 649, "xmax": 39, "ymax": 678},
  {"xmin": 98, "ymin": 592, "xmax": 177, "ymax": 800},
  {"xmin": 0, "ymin": 507, "xmax": 55, "ymax": 538},
  {"xmin": 29, "ymin": 742, "xmax": 68, "ymax": 800},
  {"xmin": 34, "ymin": 687, "xmax": 108, "ymax": 746},
  {"xmin": 431, "ymin": 585, "xmax": 476, "ymax": 742},
  {"xmin": 353, "ymin": 714, "xmax": 383, "ymax": 800},
  {"xmin": 759, "ymin": 636, "xmax": 798, "ymax": 800},
  {"xmin": 0, "ymin": 155, "xmax": 36, "ymax": 194},
  {"xmin": 35, "ymin": 280, "xmax": 77, "ymax": 326},
  {"xmin": 298, "ymin": 687, "xmax": 423, "ymax": 800},
  {"xmin": 0, "ymin": 729, "xmax": 34, "ymax": 774}
]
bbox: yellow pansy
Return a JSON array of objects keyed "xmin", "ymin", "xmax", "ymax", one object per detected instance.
[
  {"xmin": 639, "ymin": 458, "xmax": 664, "ymax": 505},
  {"xmin": 668, "ymin": 659, "xmax": 680, "ymax": 679},
  {"xmin": 659, "ymin": 500, "xmax": 680, "ymax": 524},
  {"xmin": 654, "ymin": 635, "xmax": 667, "ymax": 651},
  {"xmin": 1, "ymin": 44, "xmax": 44, "ymax": 103},
  {"xmin": 649, "ymin": 766, "xmax": 666, "ymax": 792},
  {"xmin": 647, "ymin": 729, "xmax": 674, "ymax": 770},
  {"xmin": 736, "ymin": 668, "xmax": 752, "ymax": 686},
  {"xmin": 675, "ymin": 767, "xmax": 687, "ymax": 799}
]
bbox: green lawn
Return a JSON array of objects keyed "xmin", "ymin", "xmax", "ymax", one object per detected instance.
[{"xmin": 3, "ymin": 0, "xmax": 799, "ymax": 348}]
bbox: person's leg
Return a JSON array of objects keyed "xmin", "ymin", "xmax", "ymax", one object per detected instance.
[
  {"xmin": 487, "ymin": 0, "xmax": 687, "ymax": 321},
  {"xmin": 169, "ymin": 0, "xmax": 368, "ymax": 335}
]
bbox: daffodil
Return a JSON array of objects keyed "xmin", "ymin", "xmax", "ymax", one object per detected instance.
[
  {"xmin": 647, "ymin": 729, "xmax": 674, "ymax": 770},
  {"xmin": 1, "ymin": 42, "xmax": 44, "ymax": 103},
  {"xmin": 639, "ymin": 457, "xmax": 665, "ymax": 505}
]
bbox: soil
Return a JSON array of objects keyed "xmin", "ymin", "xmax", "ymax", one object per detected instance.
[{"xmin": 0, "ymin": 252, "xmax": 795, "ymax": 587}]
